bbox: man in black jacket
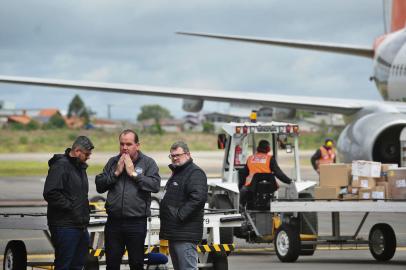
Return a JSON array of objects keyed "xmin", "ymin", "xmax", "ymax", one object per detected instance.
[
  {"xmin": 160, "ymin": 141, "xmax": 208, "ymax": 270},
  {"xmin": 239, "ymin": 140, "xmax": 292, "ymax": 208},
  {"xmin": 95, "ymin": 129, "xmax": 160, "ymax": 270},
  {"xmin": 43, "ymin": 136, "xmax": 94, "ymax": 270}
]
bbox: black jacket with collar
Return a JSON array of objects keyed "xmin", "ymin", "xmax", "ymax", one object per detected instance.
[
  {"xmin": 43, "ymin": 148, "xmax": 90, "ymax": 228},
  {"xmin": 95, "ymin": 151, "xmax": 161, "ymax": 219},
  {"xmin": 160, "ymin": 159, "xmax": 208, "ymax": 242}
]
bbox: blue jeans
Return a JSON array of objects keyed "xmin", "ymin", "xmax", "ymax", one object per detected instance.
[
  {"xmin": 49, "ymin": 227, "xmax": 90, "ymax": 270},
  {"xmin": 169, "ymin": 241, "xmax": 198, "ymax": 270},
  {"xmin": 104, "ymin": 217, "xmax": 147, "ymax": 270}
]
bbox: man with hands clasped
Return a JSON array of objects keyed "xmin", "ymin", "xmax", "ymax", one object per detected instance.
[{"xmin": 95, "ymin": 129, "xmax": 161, "ymax": 270}]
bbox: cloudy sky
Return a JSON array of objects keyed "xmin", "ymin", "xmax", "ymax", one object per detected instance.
[{"xmin": 0, "ymin": 0, "xmax": 386, "ymax": 120}]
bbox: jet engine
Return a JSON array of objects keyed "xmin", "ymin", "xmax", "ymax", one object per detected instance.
[
  {"xmin": 182, "ymin": 99, "xmax": 204, "ymax": 112},
  {"xmin": 337, "ymin": 113, "xmax": 406, "ymax": 165}
]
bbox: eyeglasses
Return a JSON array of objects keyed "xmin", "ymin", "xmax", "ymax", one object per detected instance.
[{"xmin": 168, "ymin": 152, "xmax": 187, "ymax": 159}]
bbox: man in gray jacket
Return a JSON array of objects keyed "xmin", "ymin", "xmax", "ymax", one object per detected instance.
[{"xmin": 96, "ymin": 129, "xmax": 160, "ymax": 270}]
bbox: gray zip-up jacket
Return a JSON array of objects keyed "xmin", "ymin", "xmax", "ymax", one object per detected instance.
[{"xmin": 95, "ymin": 152, "xmax": 161, "ymax": 218}]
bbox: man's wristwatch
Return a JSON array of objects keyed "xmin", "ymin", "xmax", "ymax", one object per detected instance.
[{"xmin": 131, "ymin": 171, "xmax": 138, "ymax": 179}]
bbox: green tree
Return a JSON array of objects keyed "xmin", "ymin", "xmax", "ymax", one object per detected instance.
[
  {"xmin": 26, "ymin": 120, "xmax": 40, "ymax": 130},
  {"xmin": 137, "ymin": 104, "xmax": 172, "ymax": 122},
  {"xmin": 202, "ymin": 121, "xmax": 214, "ymax": 133},
  {"xmin": 44, "ymin": 114, "xmax": 66, "ymax": 129},
  {"xmin": 68, "ymin": 94, "xmax": 90, "ymax": 123}
]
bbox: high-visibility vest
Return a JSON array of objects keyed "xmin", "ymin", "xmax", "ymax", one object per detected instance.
[
  {"xmin": 318, "ymin": 146, "xmax": 336, "ymax": 166},
  {"xmin": 245, "ymin": 153, "xmax": 272, "ymax": 187}
]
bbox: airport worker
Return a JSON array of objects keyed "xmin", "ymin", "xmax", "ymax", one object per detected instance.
[
  {"xmin": 311, "ymin": 138, "xmax": 336, "ymax": 174},
  {"xmin": 95, "ymin": 129, "xmax": 160, "ymax": 270},
  {"xmin": 43, "ymin": 136, "xmax": 94, "ymax": 270},
  {"xmin": 160, "ymin": 141, "xmax": 208, "ymax": 270},
  {"xmin": 239, "ymin": 139, "xmax": 292, "ymax": 207}
]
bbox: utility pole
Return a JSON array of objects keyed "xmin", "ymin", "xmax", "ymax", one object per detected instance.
[{"xmin": 107, "ymin": 104, "xmax": 113, "ymax": 119}]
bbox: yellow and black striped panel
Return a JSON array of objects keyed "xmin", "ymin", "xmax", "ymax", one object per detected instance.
[
  {"xmin": 197, "ymin": 244, "xmax": 235, "ymax": 253},
  {"xmin": 89, "ymin": 246, "xmax": 160, "ymax": 258},
  {"xmin": 90, "ymin": 244, "xmax": 234, "ymax": 257}
]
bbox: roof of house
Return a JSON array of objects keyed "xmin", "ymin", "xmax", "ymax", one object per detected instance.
[
  {"xmin": 8, "ymin": 115, "xmax": 31, "ymax": 125},
  {"xmin": 38, "ymin": 108, "xmax": 60, "ymax": 117}
]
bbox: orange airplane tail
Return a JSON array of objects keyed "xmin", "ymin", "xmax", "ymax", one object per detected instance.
[{"xmin": 391, "ymin": 0, "xmax": 406, "ymax": 32}]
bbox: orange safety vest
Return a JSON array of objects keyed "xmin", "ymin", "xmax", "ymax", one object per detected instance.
[
  {"xmin": 318, "ymin": 146, "xmax": 336, "ymax": 166},
  {"xmin": 245, "ymin": 153, "xmax": 272, "ymax": 187}
]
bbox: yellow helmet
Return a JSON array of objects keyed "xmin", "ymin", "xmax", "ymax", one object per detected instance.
[{"xmin": 325, "ymin": 140, "xmax": 333, "ymax": 148}]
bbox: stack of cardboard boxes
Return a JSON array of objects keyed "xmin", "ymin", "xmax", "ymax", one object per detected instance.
[
  {"xmin": 315, "ymin": 161, "xmax": 406, "ymax": 200},
  {"xmin": 350, "ymin": 161, "xmax": 384, "ymax": 200},
  {"xmin": 315, "ymin": 164, "xmax": 351, "ymax": 199}
]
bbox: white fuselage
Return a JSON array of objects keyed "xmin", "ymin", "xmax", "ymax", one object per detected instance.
[{"xmin": 374, "ymin": 28, "xmax": 406, "ymax": 101}]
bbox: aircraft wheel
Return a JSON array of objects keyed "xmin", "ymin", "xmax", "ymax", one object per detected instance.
[
  {"xmin": 274, "ymin": 225, "xmax": 300, "ymax": 262},
  {"xmin": 369, "ymin": 223, "xmax": 396, "ymax": 261},
  {"xmin": 3, "ymin": 241, "xmax": 27, "ymax": 270}
]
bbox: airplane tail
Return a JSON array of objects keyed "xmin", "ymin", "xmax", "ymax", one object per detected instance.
[{"xmin": 391, "ymin": 0, "xmax": 406, "ymax": 32}]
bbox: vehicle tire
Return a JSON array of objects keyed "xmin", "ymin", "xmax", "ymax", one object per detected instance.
[
  {"xmin": 3, "ymin": 241, "xmax": 27, "ymax": 270},
  {"xmin": 369, "ymin": 223, "xmax": 396, "ymax": 261},
  {"xmin": 274, "ymin": 225, "xmax": 300, "ymax": 262},
  {"xmin": 210, "ymin": 194, "xmax": 233, "ymax": 244},
  {"xmin": 298, "ymin": 193, "xmax": 317, "ymax": 256},
  {"xmin": 209, "ymin": 253, "xmax": 228, "ymax": 270}
]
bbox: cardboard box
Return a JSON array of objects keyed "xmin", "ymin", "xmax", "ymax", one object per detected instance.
[
  {"xmin": 343, "ymin": 194, "xmax": 358, "ymax": 200},
  {"xmin": 320, "ymin": 164, "xmax": 351, "ymax": 187},
  {"xmin": 351, "ymin": 176, "xmax": 377, "ymax": 188},
  {"xmin": 375, "ymin": 176, "xmax": 387, "ymax": 183},
  {"xmin": 371, "ymin": 186, "xmax": 386, "ymax": 199},
  {"xmin": 387, "ymin": 168, "xmax": 406, "ymax": 200},
  {"xmin": 315, "ymin": 186, "xmax": 340, "ymax": 200},
  {"xmin": 381, "ymin": 164, "xmax": 398, "ymax": 174},
  {"xmin": 359, "ymin": 188, "xmax": 372, "ymax": 200},
  {"xmin": 352, "ymin": 160, "xmax": 381, "ymax": 177},
  {"xmin": 377, "ymin": 182, "xmax": 390, "ymax": 198},
  {"xmin": 348, "ymin": 186, "xmax": 359, "ymax": 195}
]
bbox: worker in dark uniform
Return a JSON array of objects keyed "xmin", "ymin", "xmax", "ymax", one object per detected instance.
[
  {"xmin": 311, "ymin": 138, "xmax": 336, "ymax": 174},
  {"xmin": 239, "ymin": 140, "xmax": 292, "ymax": 208}
]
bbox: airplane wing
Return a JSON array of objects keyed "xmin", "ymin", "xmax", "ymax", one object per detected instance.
[
  {"xmin": 176, "ymin": 32, "xmax": 374, "ymax": 58},
  {"xmin": 0, "ymin": 75, "xmax": 389, "ymax": 115}
]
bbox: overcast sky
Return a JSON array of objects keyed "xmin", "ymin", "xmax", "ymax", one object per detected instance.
[{"xmin": 0, "ymin": 0, "xmax": 386, "ymax": 120}]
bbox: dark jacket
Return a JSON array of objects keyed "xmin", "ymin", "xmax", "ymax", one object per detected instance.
[
  {"xmin": 95, "ymin": 151, "xmax": 160, "ymax": 219},
  {"xmin": 160, "ymin": 159, "xmax": 208, "ymax": 242},
  {"xmin": 43, "ymin": 148, "xmax": 90, "ymax": 228},
  {"xmin": 239, "ymin": 156, "xmax": 292, "ymax": 189}
]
